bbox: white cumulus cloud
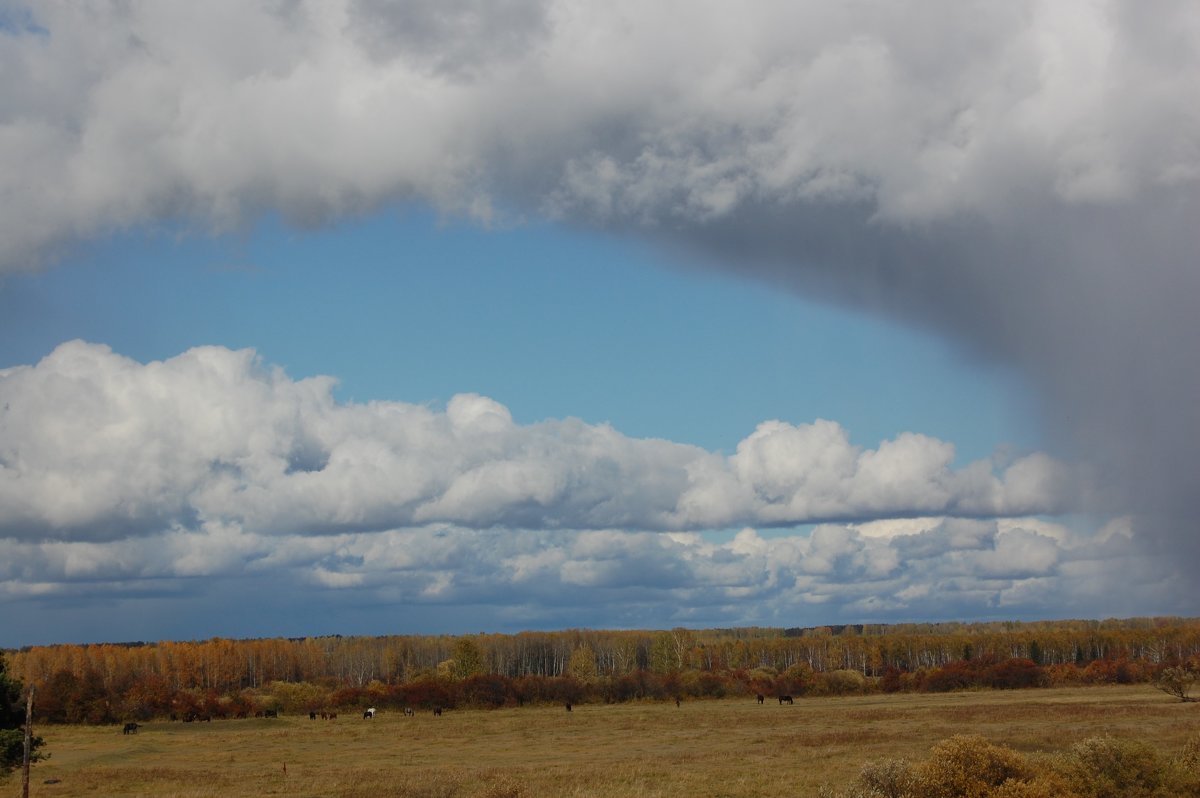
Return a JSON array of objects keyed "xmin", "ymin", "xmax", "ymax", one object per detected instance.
[{"xmin": 0, "ymin": 341, "xmax": 1080, "ymax": 543}]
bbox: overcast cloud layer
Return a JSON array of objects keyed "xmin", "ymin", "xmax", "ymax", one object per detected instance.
[
  {"xmin": 3, "ymin": 2, "xmax": 1195, "ymax": 266},
  {"xmin": 3, "ymin": 512, "xmax": 1180, "ymax": 647},
  {"xmin": 1, "ymin": 1, "xmax": 1198, "ymax": 640}
]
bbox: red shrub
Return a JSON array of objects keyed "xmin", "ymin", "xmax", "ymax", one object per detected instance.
[
  {"xmin": 392, "ymin": 678, "xmax": 453, "ymax": 710},
  {"xmin": 880, "ymin": 666, "xmax": 903, "ymax": 693},
  {"xmin": 986, "ymin": 658, "xmax": 1046, "ymax": 689},
  {"xmin": 458, "ymin": 674, "xmax": 513, "ymax": 708}
]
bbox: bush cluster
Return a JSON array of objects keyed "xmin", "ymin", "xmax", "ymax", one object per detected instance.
[{"xmin": 822, "ymin": 733, "xmax": 1200, "ymax": 798}]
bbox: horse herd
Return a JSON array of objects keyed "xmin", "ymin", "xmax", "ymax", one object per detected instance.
[
  {"xmin": 356, "ymin": 706, "xmax": 443, "ymax": 719},
  {"xmin": 123, "ymin": 694, "xmax": 798, "ymax": 732},
  {"xmin": 759, "ymin": 693, "xmax": 794, "ymax": 704}
]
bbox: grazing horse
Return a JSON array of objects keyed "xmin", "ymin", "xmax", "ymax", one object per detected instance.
[
  {"xmin": 263, "ymin": 709, "xmax": 278, "ymax": 718},
  {"xmin": 122, "ymin": 722, "xmax": 139, "ymax": 735},
  {"xmin": 363, "ymin": 707, "xmax": 376, "ymax": 719},
  {"xmin": 756, "ymin": 694, "xmax": 765, "ymax": 705},
  {"xmin": 778, "ymin": 695, "xmax": 794, "ymax": 705},
  {"xmin": 433, "ymin": 707, "xmax": 443, "ymax": 716}
]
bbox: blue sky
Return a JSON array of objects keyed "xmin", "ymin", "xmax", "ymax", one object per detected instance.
[
  {"xmin": 1, "ymin": 1, "xmax": 1196, "ymax": 647},
  {"xmin": 1, "ymin": 209, "xmax": 1032, "ymax": 462}
]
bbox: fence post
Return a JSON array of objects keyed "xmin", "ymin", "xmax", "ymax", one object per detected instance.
[{"xmin": 22, "ymin": 686, "xmax": 33, "ymax": 798}]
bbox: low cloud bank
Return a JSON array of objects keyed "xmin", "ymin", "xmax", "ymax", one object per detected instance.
[
  {"xmin": 0, "ymin": 341, "xmax": 1076, "ymax": 542},
  {"xmin": 0, "ymin": 514, "xmax": 1178, "ymax": 647}
]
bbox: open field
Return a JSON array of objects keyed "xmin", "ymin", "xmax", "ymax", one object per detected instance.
[{"xmin": 6, "ymin": 685, "xmax": 1199, "ymax": 797}]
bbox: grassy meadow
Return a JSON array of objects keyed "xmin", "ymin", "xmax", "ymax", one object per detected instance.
[{"xmin": 6, "ymin": 685, "xmax": 1198, "ymax": 797}]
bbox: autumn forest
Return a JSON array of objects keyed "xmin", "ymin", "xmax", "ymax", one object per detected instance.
[{"xmin": 6, "ymin": 617, "xmax": 1199, "ymax": 725}]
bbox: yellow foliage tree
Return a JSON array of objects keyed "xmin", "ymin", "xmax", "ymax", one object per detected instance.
[{"xmin": 567, "ymin": 645, "xmax": 597, "ymax": 683}]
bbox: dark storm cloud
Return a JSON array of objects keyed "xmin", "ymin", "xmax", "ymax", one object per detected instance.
[{"xmin": 652, "ymin": 190, "xmax": 1199, "ymax": 559}]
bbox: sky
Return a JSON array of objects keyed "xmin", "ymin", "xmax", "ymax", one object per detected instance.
[{"xmin": 1, "ymin": 1, "xmax": 1197, "ymax": 647}]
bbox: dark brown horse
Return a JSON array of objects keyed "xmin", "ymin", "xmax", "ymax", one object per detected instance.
[{"xmin": 778, "ymin": 695, "xmax": 794, "ymax": 705}]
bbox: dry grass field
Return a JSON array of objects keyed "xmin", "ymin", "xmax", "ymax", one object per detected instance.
[{"xmin": 5, "ymin": 685, "xmax": 1198, "ymax": 797}]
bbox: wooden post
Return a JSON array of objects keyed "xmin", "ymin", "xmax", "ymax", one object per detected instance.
[{"xmin": 22, "ymin": 686, "xmax": 33, "ymax": 798}]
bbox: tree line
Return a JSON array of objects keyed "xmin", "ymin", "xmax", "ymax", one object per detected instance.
[{"xmin": 5, "ymin": 616, "xmax": 1199, "ymax": 724}]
